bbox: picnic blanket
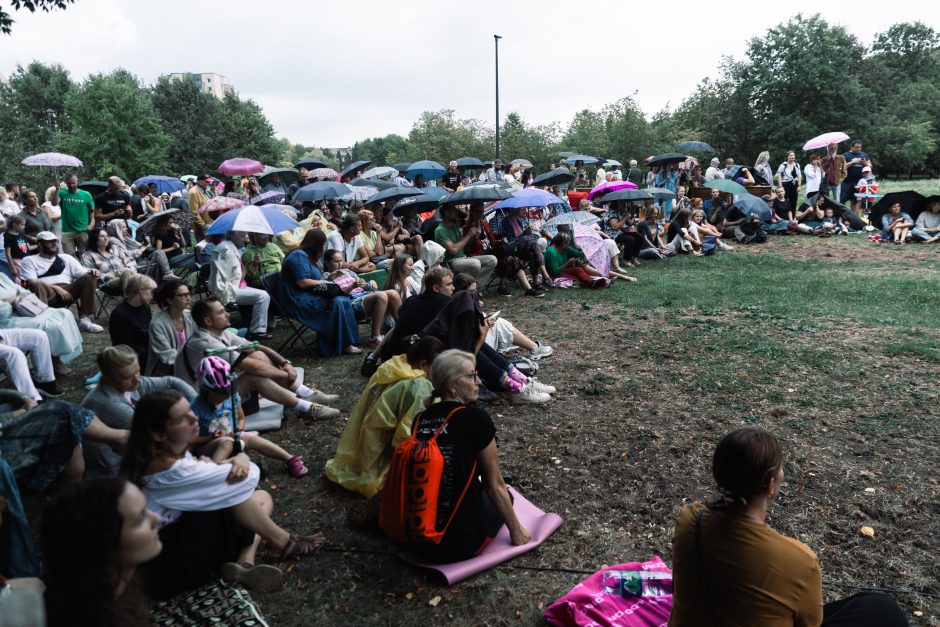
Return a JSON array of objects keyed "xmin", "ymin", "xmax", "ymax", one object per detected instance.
[{"xmin": 151, "ymin": 580, "xmax": 268, "ymax": 626}]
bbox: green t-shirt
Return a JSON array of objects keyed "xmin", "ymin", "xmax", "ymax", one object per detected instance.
[
  {"xmin": 434, "ymin": 223, "xmax": 465, "ymax": 259},
  {"xmin": 58, "ymin": 188, "xmax": 94, "ymax": 233}
]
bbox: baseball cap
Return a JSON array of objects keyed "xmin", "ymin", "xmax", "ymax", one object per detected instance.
[
  {"xmin": 710, "ymin": 157, "xmax": 720, "ymax": 166},
  {"xmin": 36, "ymin": 231, "xmax": 57, "ymax": 242}
]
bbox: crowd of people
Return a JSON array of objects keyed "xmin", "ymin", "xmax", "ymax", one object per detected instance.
[{"xmin": 0, "ymin": 142, "xmax": 915, "ymax": 625}]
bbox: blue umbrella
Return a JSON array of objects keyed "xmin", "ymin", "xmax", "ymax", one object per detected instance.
[
  {"xmin": 364, "ymin": 185, "xmax": 423, "ymax": 206},
  {"xmin": 133, "ymin": 175, "xmax": 184, "ymax": 194},
  {"xmin": 645, "ymin": 187, "xmax": 677, "ymax": 200},
  {"xmin": 291, "ymin": 181, "xmax": 350, "ymax": 202},
  {"xmin": 604, "ymin": 189, "xmax": 653, "ymax": 202},
  {"xmin": 732, "ymin": 194, "xmax": 772, "ymax": 222},
  {"xmin": 564, "ymin": 155, "xmax": 601, "ymax": 166},
  {"xmin": 676, "ymin": 141, "xmax": 715, "ymax": 153},
  {"xmin": 418, "ymin": 187, "xmax": 449, "ymax": 200},
  {"xmin": 206, "ymin": 204, "xmax": 300, "ymax": 235},
  {"xmin": 493, "ymin": 188, "xmax": 561, "ymax": 210},
  {"xmin": 405, "ymin": 160, "xmax": 446, "ymax": 181}
]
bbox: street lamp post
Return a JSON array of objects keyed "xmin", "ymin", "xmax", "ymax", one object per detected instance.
[{"xmin": 494, "ymin": 34, "xmax": 502, "ymax": 160}]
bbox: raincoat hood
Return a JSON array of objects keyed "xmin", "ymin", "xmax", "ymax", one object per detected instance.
[{"xmin": 372, "ymin": 353, "xmax": 426, "ymax": 386}]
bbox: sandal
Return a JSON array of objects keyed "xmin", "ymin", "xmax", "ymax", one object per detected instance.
[
  {"xmin": 268, "ymin": 532, "xmax": 326, "ymax": 560},
  {"xmin": 344, "ymin": 345, "xmax": 363, "ymax": 354}
]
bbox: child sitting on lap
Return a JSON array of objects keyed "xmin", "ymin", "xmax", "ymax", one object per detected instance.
[{"xmin": 193, "ymin": 356, "xmax": 308, "ymax": 478}]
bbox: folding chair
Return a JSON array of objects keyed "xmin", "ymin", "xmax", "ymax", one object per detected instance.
[
  {"xmin": 259, "ymin": 272, "xmax": 318, "ymax": 355},
  {"xmin": 96, "ymin": 281, "xmax": 124, "ymax": 319}
]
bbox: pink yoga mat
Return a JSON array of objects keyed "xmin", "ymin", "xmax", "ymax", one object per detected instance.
[{"xmin": 399, "ymin": 487, "xmax": 564, "ymax": 585}]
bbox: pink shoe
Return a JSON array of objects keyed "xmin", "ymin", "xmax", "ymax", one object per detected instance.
[{"xmin": 287, "ymin": 455, "xmax": 308, "ymax": 478}]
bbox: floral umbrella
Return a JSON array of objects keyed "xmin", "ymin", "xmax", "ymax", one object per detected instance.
[
  {"xmin": 573, "ymin": 223, "xmax": 610, "ymax": 278},
  {"xmin": 249, "ymin": 190, "xmax": 286, "ymax": 206},
  {"xmin": 309, "ymin": 167, "xmax": 339, "ymax": 180},
  {"xmin": 200, "ymin": 196, "xmax": 246, "ymax": 217}
]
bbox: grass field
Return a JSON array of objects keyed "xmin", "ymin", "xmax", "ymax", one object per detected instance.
[{"xmin": 51, "ymin": 223, "xmax": 940, "ymax": 625}]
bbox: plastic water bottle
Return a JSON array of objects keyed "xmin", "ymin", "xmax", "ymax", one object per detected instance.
[{"xmin": 601, "ymin": 570, "xmax": 673, "ymax": 597}]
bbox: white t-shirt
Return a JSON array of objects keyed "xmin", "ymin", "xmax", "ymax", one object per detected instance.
[
  {"xmin": 19, "ymin": 253, "xmax": 88, "ymax": 284},
  {"xmin": 0, "ymin": 199, "xmax": 20, "ymax": 218},
  {"xmin": 705, "ymin": 167, "xmax": 724, "ymax": 181},
  {"xmin": 803, "ymin": 163, "xmax": 822, "ymax": 194},
  {"xmin": 327, "ymin": 230, "xmax": 362, "ymax": 262},
  {"xmin": 595, "ymin": 168, "xmax": 607, "ymax": 186}
]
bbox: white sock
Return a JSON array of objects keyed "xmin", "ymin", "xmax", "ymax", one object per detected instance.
[
  {"xmin": 295, "ymin": 384, "xmax": 313, "ymax": 397},
  {"xmin": 295, "ymin": 399, "xmax": 313, "ymax": 413}
]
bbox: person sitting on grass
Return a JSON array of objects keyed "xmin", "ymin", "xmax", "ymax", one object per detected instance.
[
  {"xmin": 121, "ymin": 390, "xmax": 321, "ymax": 599},
  {"xmin": 669, "ymin": 427, "xmax": 907, "ymax": 627},
  {"xmin": 326, "ymin": 213, "xmax": 376, "ymax": 273},
  {"xmin": 881, "ymin": 201, "xmax": 915, "ymax": 244},
  {"xmin": 383, "ymin": 252, "xmax": 421, "ymax": 301},
  {"xmin": 146, "ymin": 278, "xmax": 196, "ymax": 377},
  {"xmin": 795, "ymin": 194, "xmax": 827, "ymax": 234},
  {"xmin": 692, "ymin": 208, "xmax": 732, "ymax": 249},
  {"xmin": 604, "ymin": 201, "xmax": 643, "ymax": 267},
  {"xmin": 192, "ymin": 356, "xmax": 308, "ymax": 478},
  {"xmin": 325, "ymin": 336, "xmax": 444, "ymax": 498},
  {"xmin": 636, "ymin": 204, "xmax": 674, "ymax": 259},
  {"xmin": 175, "ymin": 297, "xmax": 340, "ymax": 420},
  {"xmin": 822, "ymin": 206, "xmax": 848, "ymax": 235},
  {"xmin": 322, "ymin": 248, "xmax": 401, "ymax": 348},
  {"xmin": 544, "ymin": 232, "xmax": 611, "ymax": 287},
  {"xmin": 911, "ymin": 200, "xmax": 940, "ymax": 243},
  {"xmin": 109, "ymin": 273, "xmax": 157, "ymax": 371},
  {"xmin": 465, "ymin": 203, "xmax": 545, "ymax": 297},
  {"xmin": 667, "ymin": 209, "xmax": 703, "ymax": 255}
]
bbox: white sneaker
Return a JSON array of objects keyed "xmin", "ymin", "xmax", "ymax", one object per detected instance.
[
  {"xmin": 524, "ymin": 379, "xmax": 556, "ymax": 395},
  {"xmin": 511, "ymin": 387, "xmax": 551, "ymax": 404},
  {"xmin": 300, "ymin": 389, "xmax": 340, "ymax": 404},
  {"xmin": 529, "ymin": 341, "xmax": 554, "ymax": 360},
  {"xmin": 78, "ymin": 317, "xmax": 103, "ymax": 333},
  {"xmin": 719, "ymin": 242, "xmax": 734, "ymax": 251}
]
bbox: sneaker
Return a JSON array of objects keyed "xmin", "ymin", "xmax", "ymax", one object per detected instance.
[
  {"xmin": 287, "ymin": 455, "xmax": 309, "ymax": 478},
  {"xmin": 524, "ymin": 379, "xmax": 556, "ymax": 395},
  {"xmin": 300, "ymin": 403, "xmax": 340, "ymax": 420},
  {"xmin": 511, "ymin": 387, "xmax": 551, "ymax": 404},
  {"xmin": 497, "ymin": 286, "xmax": 512, "ymax": 296},
  {"xmin": 719, "ymin": 242, "xmax": 734, "ymax": 251},
  {"xmin": 368, "ymin": 334, "xmax": 384, "ymax": 348},
  {"xmin": 524, "ymin": 288, "xmax": 545, "ymax": 298},
  {"xmin": 299, "ymin": 388, "xmax": 340, "ymax": 404},
  {"xmin": 78, "ymin": 317, "xmax": 103, "ymax": 333},
  {"xmin": 529, "ymin": 341, "xmax": 553, "ymax": 360},
  {"xmin": 246, "ymin": 331, "xmax": 273, "ymax": 341},
  {"xmin": 476, "ymin": 386, "xmax": 498, "ymax": 402},
  {"xmin": 360, "ymin": 354, "xmax": 380, "ymax": 377},
  {"xmin": 35, "ymin": 380, "xmax": 65, "ymax": 399},
  {"xmin": 220, "ymin": 562, "xmax": 284, "ymax": 592}
]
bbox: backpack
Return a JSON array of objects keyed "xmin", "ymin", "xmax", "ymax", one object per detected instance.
[{"xmin": 379, "ymin": 405, "xmax": 475, "ymax": 545}]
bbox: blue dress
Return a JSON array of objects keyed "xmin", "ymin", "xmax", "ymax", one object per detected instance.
[{"xmin": 279, "ymin": 250, "xmax": 361, "ymax": 356}]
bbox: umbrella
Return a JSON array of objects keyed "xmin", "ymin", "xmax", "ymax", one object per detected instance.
[
  {"xmin": 419, "ymin": 187, "xmax": 449, "ymax": 200},
  {"xmin": 441, "ymin": 186, "xmax": 512, "ymax": 205},
  {"xmin": 645, "ymin": 187, "xmax": 677, "ymax": 200},
  {"xmin": 343, "ymin": 185, "xmax": 379, "ymax": 202},
  {"xmin": 493, "ymin": 188, "xmax": 562, "ymax": 211},
  {"xmin": 249, "ymin": 190, "xmax": 286, "ymax": 206},
  {"xmin": 604, "ymin": 159, "xmax": 622, "ymax": 167},
  {"xmin": 464, "ymin": 180, "xmax": 512, "ymax": 190},
  {"xmin": 557, "ymin": 151, "xmax": 576, "ymax": 158},
  {"xmin": 803, "ymin": 193, "xmax": 866, "ymax": 230},
  {"xmin": 510, "ymin": 158, "xmax": 533, "ymax": 168},
  {"xmin": 532, "ymin": 168, "xmax": 574, "ymax": 187},
  {"xmin": 295, "ymin": 158, "xmax": 329, "ymax": 170},
  {"xmin": 291, "ymin": 181, "xmax": 351, "ymax": 203},
  {"xmin": 258, "ymin": 167, "xmax": 299, "ymax": 186},
  {"xmin": 455, "ymin": 157, "xmax": 485, "ymax": 169},
  {"xmin": 360, "ymin": 166, "xmax": 398, "ymax": 180},
  {"xmin": 133, "ymin": 175, "xmax": 184, "ymax": 195},
  {"xmin": 676, "ymin": 141, "xmax": 715, "ymax": 153},
  {"xmin": 868, "ymin": 191, "xmax": 926, "ymax": 230},
  {"xmin": 587, "ymin": 180, "xmax": 638, "ymax": 199},
  {"xmin": 732, "ymin": 194, "xmax": 772, "ymax": 222},
  {"xmin": 564, "ymin": 155, "xmax": 601, "ymax": 166},
  {"xmin": 600, "ymin": 189, "xmax": 653, "ymax": 203},
  {"xmin": 705, "ymin": 179, "xmax": 748, "ymax": 196},
  {"xmin": 137, "ymin": 208, "xmax": 193, "ymax": 236},
  {"xmin": 802, "ymin": 132, "xmax": 849, "ymax": 151},
  {"xmin": 350, "ymin": 176, "xmax": 396, "ymax": 191},
  {"xmin": 393, "ymin": 193, "xmax": 441, "ymax": 216},
  {"xmin": 180, "ymin": 175, "xmax": 197, "ymax": 182},
  {"xmin": 392, "ymin": 162, "xmax": 412, "ymax": 173},
  {"xmin": 364, "ymin": 186, "xmax": 423, "ymax": 206},
  {"xmin": 308, "ymin": 167, "xmax": 339, "ymax": 180},
  {"xmin": 572, "ymin": 223, "xmax": 610, "ymax": 278},
  {"xmin": 218, "ymin": 158, "xmax": 264, "ymax": 176},
  {"xmin": 405, "ymin": 160, "xmax": 446, "ymax": 181},
  {"xmin": 78, "ymin": 180, "xmax": 108, "ymax": 195},
  {"xmin": 199, "ymin": 195, "xmax": 246, "ymax": 216},
  {"xmin": 21, "ymin": 152, "xmax": 83, "ymax": 167},
  {"xmin": 544, "ymin": 211, "xmax": 601, "ymax": 229},
  {"xmin": 206, "ymin": 204, "xmax": 300, "ymax": 236},
  {"xmin": 340, "ymin": 160, "xmax": 371, "ymax": 180},
  {"xmin": 647, "ymin": 153, "xmax": 688, "ymax": 167}
]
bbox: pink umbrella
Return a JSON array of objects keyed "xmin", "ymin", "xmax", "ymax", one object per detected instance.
[
  {"xmin": 218, "ymin": 158, "xmax": 264, "ymax": 176},
  {"xmin": 802, "ymin": 132, "xmax": 849, "ymax": 151},
  {"xmin": 587, "ymin": 180, "xmax": 638, "ymax": 200},
  {"xmin": 200, "ymin": 196, "xmax": 246, "ymax": 216},
  {"xmin": 573, "ymin": 223, "xmax": 610, "ymax": 278}
]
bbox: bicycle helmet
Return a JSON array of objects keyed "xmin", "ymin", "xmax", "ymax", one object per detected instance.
[{"xmin": 196, "ymin": 355, "xmax": 232, "ymax": 390}]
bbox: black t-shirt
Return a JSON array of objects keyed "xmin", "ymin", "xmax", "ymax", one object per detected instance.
[
  {"xmin": 667, "ymin": 220, "xmax": 686, "ymax": 241},
  {"xmin": 441, "ymin": 173, "xmax": 460, "ymax": 191},
  {"xmin": 380, "ymin": 292, "xmax": 450, "ymax": 360},
  {"xmin": 130, "ymin": 194, "xmax": 145, "ymax": 220},
  {"xmin": 636, "ymin": 220, "xmax": 655, "ymax": 243},
  {"xmin": 3, "ymin": 232, "xmax": 29, "ymax": 259},
  {"xmin": 95, "ymin": 191, "xmax": 130, "ymax": 218},
  {"xmin": 109, "ymin": 300, "xmax": 152, "ymax": 369},
  {"xmin": 842, "ymin": 150, "xmax": 869, "ymax": 184},
  {"xmin": 412, "ymin": 401, "xmax": 498, "ymax": 558},
  {"xmin": 772, "ymin": 198, "xmax": 790, "ymax": 219}
]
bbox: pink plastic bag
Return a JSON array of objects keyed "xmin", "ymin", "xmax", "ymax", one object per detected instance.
[{"xmin": 544, "ymin": 556, "xmax": 672, "ymax": 627}]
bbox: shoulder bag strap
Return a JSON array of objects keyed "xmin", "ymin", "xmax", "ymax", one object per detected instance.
[{"xmin": 695, "ymin": 508, "xmax": 723, "ymax": 627}]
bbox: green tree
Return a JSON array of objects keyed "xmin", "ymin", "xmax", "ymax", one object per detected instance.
[
  {"xmin": 561, "ymin": 109, "xmax": 607, "ymax": 157},
  {"xmin": 499, "ymin": 112, "xmax": 560, "ymax": 171},
  {"xmin": 602, "ymin": 96, "xmax": 654, "ymax": 163},
  {"xmin": 150, "ymin": 75, "xmax": 225, "ymax": 176},
  {"xmin": 867, "ymin": 118, "xmax": 936, "ymax": 179},
  {"xmin": 0, "ymin": 61, "xmax": 73, "ymax": 188},
  {"xmin": 0, "ymin": 0, "xmax": 74, "ymax": 35},
  {"xmin": 870, "ymin": 22, "xmax": 940, "ymax": 81},
  {"xmin": 62, "ymin": 69, "xmax": 170, "ymax": 180},
  {"xmin": 351, "ymin": 134, "xmax": 409, "ymax": 166},
  {"xmin": 405, "ymin": 110, "xmax": 491, "ymax": 163},
  {"xmin": 217, "ymin": 92, "xmax": 280, "ymax": 166}
]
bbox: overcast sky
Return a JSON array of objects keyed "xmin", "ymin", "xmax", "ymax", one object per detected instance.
[{"xmin": 1, "ymin": 0, "xmax": 937, "ymax": 148}]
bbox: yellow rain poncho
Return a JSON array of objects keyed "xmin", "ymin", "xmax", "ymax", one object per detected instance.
[{"xmin": 324, "ymin": 354, "xmax": 433, "ymax": 497}]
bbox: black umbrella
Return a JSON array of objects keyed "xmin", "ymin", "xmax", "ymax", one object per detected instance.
[
  {"xmin": 392, "ymin": 162, "xmax": 412, "ymax": 173},
  {"xmin": 603, "ymin": 189, "xmax": 653, "ymax": 203},
  {"xmin": 340, "ymin": 160, "xmax": 371, "ymax": 180},
  {"xmin": 532, "ymin": 168, "xmax": 574, "ymax": 187},
  {"xmin": 258, "ymin": 167, "xmax": 298, "ymax": 186},
  {"xmin": 441, "ymin": 186, "xmax": 512, "ymax": 204},
  {"xmin": 393, "ymin": 193, "xmax": 441, "ymax": 216},
  {"xmin": 364, "ymin": 185, "xmax": 423, "ymax": 206},
  {"xmin": 647, "ymin": 153, "xmax": 688, "ymax": 167},
  {"xmin": 464, "ymin": 180, "xmax": 512, "ymax": 190},
  {"xmin": 350, "ymin": 176, "xmax": 397, "ymax": 191},
  {"xmin": 557, "ymin": 151, "xmax": 575, "ymax": 158},
  {"xmin": 295, "ymin": 158, "xmax": 328, "ymax": 170},
  {"xmin": 78, "ymin": 180, "xmax": 108, "ymax": 195},
  {"xmin": 732, "ymin": 194, "xmax": 772, "ymax": 222},
  {"xmin": 676, "ymin": 141, "xmax": 715, "ymax": 153},
  {"xmin": 803, "ymin": 193, "xmax": 866, "ymax": 231},
  {"xmin": 869, "ymin": 191, "xmax": 926, "ymax": 231},
  {"xmin": 455, "ymin": 157, "xmax": 485, "ymax": 169}
]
